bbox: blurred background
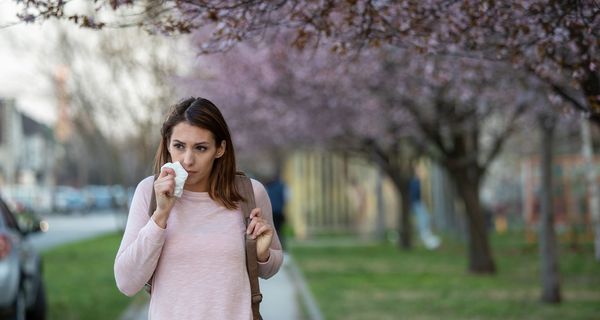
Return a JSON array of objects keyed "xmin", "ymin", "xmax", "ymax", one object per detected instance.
[{"xmin": 0, "ymin": 1, "xmax": 599, "ymax": 319}]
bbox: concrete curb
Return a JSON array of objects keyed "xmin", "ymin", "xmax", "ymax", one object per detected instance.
[{"xmin": 285, "ymin": 254, "xmax": 324, "ymax": 320}]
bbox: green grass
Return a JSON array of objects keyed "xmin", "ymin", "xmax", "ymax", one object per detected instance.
[
  {"xmin": 290, "ymin": 233, "xmax": 600, "ymax": 320},
  {"xmin": 41, "ymin": 232, "xmax": 144, "ymax": 320}
]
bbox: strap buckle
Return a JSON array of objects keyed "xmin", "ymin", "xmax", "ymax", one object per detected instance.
[{"xmin": 252, "ymin": 293, "xmax": 263, "ymax": 303}]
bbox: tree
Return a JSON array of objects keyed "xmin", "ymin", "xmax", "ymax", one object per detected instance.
[
  {"xmin": 537, "ymin": 112, "xmax": 562, "ymax": 303},
  {"xmin": 453, "ymin": 1, "xmax": 600, "ymax": 123},
  {"xmin": 371, "ymin": 51, "xmax": 532, "ymax": 273},
  {"xmin": 185, "ymin": 42, "xmax": 536, "ymax": 273},
  {"xmin": 13, "ymin": 1, "xmax": 600, "ymax": 121},
  {"xmin": 31, "ymin": 20, "xmax": 190, "ymax": 186}
]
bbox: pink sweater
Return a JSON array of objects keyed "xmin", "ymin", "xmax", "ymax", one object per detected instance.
[{"xmin": 114, "ymin": 176, "xmax": 283, "ymax": 320}]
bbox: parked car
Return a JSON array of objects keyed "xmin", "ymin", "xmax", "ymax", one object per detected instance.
[
  {"xmin": 53, "ymin": 186, "xmax": 87, "ymax": 214},
  {"xmin": 0, "ymin": 195, "xmax": 46, "ymax": 320},
  {"xmin": 83, "ymin": 185, "xmax": 114, "ymax": 210}
]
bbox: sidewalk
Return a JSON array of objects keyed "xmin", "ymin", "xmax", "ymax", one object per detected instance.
[
  {"xmin": 260, "ymin": 253, "xmax": 302, "ymax": 319},
  {"xmin": 120, "ymin": 253, "xmax": 321, "ymax": 320}
]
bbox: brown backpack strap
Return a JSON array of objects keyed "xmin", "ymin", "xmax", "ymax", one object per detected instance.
[
  {"xmin": 235, "ymin": 174, "xmax": 263, "ymax": 320},
  {"xmin": 144, "ymin": 174, "xmax": 159, "ymax": 294},
  {"xmin": 148, "ymin": 176, "xmax": 158, "ymax": 217}
]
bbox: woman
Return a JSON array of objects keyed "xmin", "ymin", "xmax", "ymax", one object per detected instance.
[{"xmin": 114, "ymin": 97, "xmax": 283, "ymax": 319}]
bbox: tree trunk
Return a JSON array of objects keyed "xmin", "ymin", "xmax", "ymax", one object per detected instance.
[
  {"xmin": 398, "ymin": 181, "xmax": 412, "ymax": 249},
  {"xmin": 375, "ymin": 168, "xmax": 386, "ymax": 241},
  {"xmin": 539, "ymin": 115, "xmax": 561, "ymax": 304},
  {"xmin": 452, "ymin": 173, "xmax": 496, "ymax": 274},
  {"xmin": 385, "ymin": 173, "xmax": 412, "ymax": 250},
  {"xmin": 366, "ymin": 142, "xmax": 413, "ymax": 249},
  {"xmin": 581, "ymin": 117, "xmax": 600, "ymax": 261},
  {"xmin": 582, "ymin": 69, "xmax": 600, "ymax": 124}
]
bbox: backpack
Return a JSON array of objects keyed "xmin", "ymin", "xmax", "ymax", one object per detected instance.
[{"xmin": 144, "ymin": 173, "xmax": 263, "ymax": 320}]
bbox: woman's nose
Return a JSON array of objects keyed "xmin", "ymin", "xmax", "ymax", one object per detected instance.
[{"xmin": 183, "ymin": 150, "xmax": 194, "ymax": 166}]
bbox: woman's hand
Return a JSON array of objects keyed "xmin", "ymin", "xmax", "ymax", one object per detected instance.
[
  {"xmin": 246, "ymin": 208, "xmax": 274, "ymax": 262},
  {"xmin": 152, "ymin": 167, "xmax": 177, "ymax": 228}
]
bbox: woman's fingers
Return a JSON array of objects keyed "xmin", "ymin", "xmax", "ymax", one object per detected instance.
[
  {"xmin": 156, "ymin": 168, "xmax": 176, "ymax": 197},
  {"xmin": 247, "ymin": 217, "xmax": 273, "ymax": 239},
  {"xmin": 156, "ymin": 180, "xmax": 175, "ymax": 197},
  {"xmin": 159, "ymin": 167, "xmax": 175, "ymax": 178},
  {"xmin": 252, "ymin": 223, "xmax": 272, "ymax": 239},
  {"xmin": 246, "ymin": 208, "xmax": 263, "ymax": 235},
  {"xmin": 246, "ymin": 208, "xmax": 274, "ymax": 261},
  {"xmin": 246, "ymin": 217, "xmax": 263, "ymax": 236},
  {"xmin": 250, "ymin": 208, "xmax": 261, "ymax": 219}
]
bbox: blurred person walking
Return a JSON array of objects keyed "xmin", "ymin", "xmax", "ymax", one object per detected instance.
[
  {"xmin": 114, "ymin": 97, "xmax": 283, "ymax": 320},
  {"xmin": 265, "ymin": 174, "xmax": 288, "ymax": 250},
  {"xmin": 409, "ymin": 166, "xmax": 441, "ymax": 250}
]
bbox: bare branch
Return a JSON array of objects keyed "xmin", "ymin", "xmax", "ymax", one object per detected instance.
[{"xmin": 480, "ymin": 102, "xmax": 528, "ymax": 174}]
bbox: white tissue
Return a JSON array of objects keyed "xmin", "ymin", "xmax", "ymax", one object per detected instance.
[{"xmin": 161, "ymin": 161, "xmax": 189, "ymax": 197}]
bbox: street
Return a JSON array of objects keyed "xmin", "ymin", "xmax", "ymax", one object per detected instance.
[{"xmin": 29, "ymin": 210, "xmax": 126, "ymax": 252}]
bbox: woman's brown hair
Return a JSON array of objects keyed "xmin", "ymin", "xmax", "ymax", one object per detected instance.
[{"xmin": 153, "ymin": 97, "xmax": 243, "ymax": 209}]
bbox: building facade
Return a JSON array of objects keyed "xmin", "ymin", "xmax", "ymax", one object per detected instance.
[{"xmin": 0, "ymin": 98, "xmax": 58, "ymax": 211}]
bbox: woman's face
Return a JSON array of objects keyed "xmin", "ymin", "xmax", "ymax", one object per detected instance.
[{"xmin": 167, "ymin": 121, "xmax": 225, "ymax": 191}]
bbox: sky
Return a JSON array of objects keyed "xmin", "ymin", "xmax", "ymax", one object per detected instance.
[
  {"xmin": 0, "ymin": 1, "xmax": 58, "ymax": 125},
  {"xmin": 0, "ymin": 1, "xmax": 197, "ymax": 133}
]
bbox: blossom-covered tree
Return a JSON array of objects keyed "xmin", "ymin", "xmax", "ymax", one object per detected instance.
[
  {"xmin": 369, "ymin": 50, "xmax": 535, "ymax": 274},
  {"xmin": 14, "ymin": 1, "xmax": 600, "ymax": 121},
  {"xmin": 183, "ymin": 41, "xmax": 538, "ymax": 273}
]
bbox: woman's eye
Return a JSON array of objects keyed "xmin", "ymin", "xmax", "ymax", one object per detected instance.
[
  {"xmin": 196, "ymin": 146, "xmax": 207, "ymax": 151},
  {"xmin": 174, "ymin": 143, "xmax": 184, "ymax": 149}
]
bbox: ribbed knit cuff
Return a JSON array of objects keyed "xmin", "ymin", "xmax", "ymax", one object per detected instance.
[{"xmin": 142, "ymin": 217, "xmax": 167, "ymax": 245}]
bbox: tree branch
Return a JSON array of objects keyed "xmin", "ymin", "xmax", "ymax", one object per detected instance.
[
  {"xmin": 401, "ymin": 97, "xmax": 450, "ymax": 159},
  {"xmin": 480, "ymin": 102, "xmax": 528, "ymax": 175}
]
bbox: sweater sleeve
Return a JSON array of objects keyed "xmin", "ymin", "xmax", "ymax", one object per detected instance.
[
  {"xmin": 114, "ymin": 176, "xmax": 167, "ymax": 296},
  {"xmin": 251, "ymin": 179, "xmax": 284, "ymax": 279}
]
